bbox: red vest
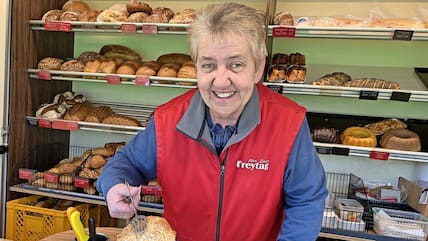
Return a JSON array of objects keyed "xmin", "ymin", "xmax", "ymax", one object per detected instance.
[{"xmin": 155, "ymin": 84, "xmax": 306, "ymax": 241}]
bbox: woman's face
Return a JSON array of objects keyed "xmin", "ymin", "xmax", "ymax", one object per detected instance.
[{"xmin": 195, "ymin": 34, "xmax": 265, "ymax": 127}]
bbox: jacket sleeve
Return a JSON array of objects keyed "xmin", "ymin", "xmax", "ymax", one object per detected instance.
[
  {"xmin": 96, "ymin": 117, "xmax": 158, "ymax": 195},
  {"xmin": 277, "ymin": 117, "xmax": 328, "ymax": 241}
]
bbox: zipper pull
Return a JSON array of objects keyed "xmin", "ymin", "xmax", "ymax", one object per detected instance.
[{"xmin": 220, "ymin": 164, "xmax": 225, "ymax": 176}]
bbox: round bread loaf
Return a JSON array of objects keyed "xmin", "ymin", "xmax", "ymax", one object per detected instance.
[
  {"xmin": 38, "ymin": 57, "xmax": 64, "ymax": 70},
  {"xmin": 380, "ymin": 128, "xmax": 421, "ymax": 152},
  {"xmin": 42, "ymin": 9, "xmax": 64, "ymax": 21},
  {"xmin": 312, "ymin": 128, "xmax": 339, "ymax": 144},
  {"xmin": 62, "ymin": 0, "xmax": 90, "ymax": 14},
  {"xmin": 126, "ymin": 0, "xmax": 152, "ymax": 15}
]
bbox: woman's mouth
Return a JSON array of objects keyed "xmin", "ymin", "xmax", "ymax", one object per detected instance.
[{"xmin": 213, "ymin": 91, "xmax": 235, "ymax": 98}]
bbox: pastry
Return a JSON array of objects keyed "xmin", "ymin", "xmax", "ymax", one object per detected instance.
[
  {"xmin": 78, "ymin": 51, "xmax": 101, "ymax": 64},
  {"xmin": 109, "ymin": 3, "xmax": 129, "ymax": 16},
  {"xmin": 273, "ymin": 11, "xmax": 294, "ymax": 26},
  {"xmin": 344, "ymin": 78, "xmax": 400, "ymax": 89},
  {"xmin": 59, "ymin": 11, "xmax": 80, "ymax": 21},
  {"xmin": 168, "ymin": 9, "xmax": 196, "ymax": 30},
  {"xmin": 62, "ymin": 0, "xmax": 90, "ymax": 14},
  {"xmin": 84, "ymin": 58, "xmax": 102, "ymax": 74},
  {"xmin": 288, "ymin": 53, "xmax": 305, "ymax": 65},
  {"xmin": 42, "ymin": 9, "xmax": 64, "ymax": 22},
  {"xmin": 341, "ymin": 127, "xmax": 377, "ymax": 148},
  {"xmin": 60, "ymin": 59, "xmax": 85, "ymax": 72},
  {"xmin": 177, "ymin": 64, "xmax": 196, "ymax": 79},
  {"xmin": 104, "ymin": 142, "xmax": 126, "ymax": 152},
  {"xmin": 126, "ymin": 12, "xmax": 149, "ymax": 23},
  {"xmin": 64, "ymin": 102, "xmax": 93, "ymax": 121},
  {"xmin": 379, "ymin": 128, "xmax": 421, "ymax": 152},
  {"xmin": 153, "ymin": 7, "xmax": 175, "ymax": 22},
  {"xmin": 157, "ymin": 63, "xmax": 180, "ymax": 78},
  {"xmin": 99, "ymin": 44, "xmax": 142, "ymax": 62},
  {"xmin": 38, "ymin": 57, "xmax": 64, "ymax": 70},
  {"xmin": 143, "ymin": 13, "xmax": 168, "ymax": 23},
  {"xmin": 117, "ymin": 62, "xmax": 137, "ymax": 75},
  {"xmin": 116, "ymin": 216, "xmax": 176, "ymax": 241},
  {"xmin": 97, "ymin": 10, "xmax": 128, "ymax": 22},
  {"xmin": 371, "ymin": 18, "xmax": 424, "ymax": 28},
  {"xmin": 365, "ymin": 119, "xmax": 407, "ymax": 135},
  {"xmin": 98, "ymin": 59, "xmax": 117, "ymax": 74},
  {"xmin": 35, "ymin": 103, "xmax": 67, "ymax": 119},
  {"xmin": 312, "ymin": 72, "xmax": 351, "ymax": 86},
  {"xmin": 271, "ymin": 53, "xmax": 288, "ymax": 65},
  {"xmin": 78, "ymin": 9, "xmax": 100, "ymax": 22},
  {"xmin": 102, "ymin": 114, "xmax": 142, "ymax": 127},
  {"xmin": 86, "ymin": 155, "xmax": 107, "ymax": 169},
  {"xmin": 312, "ymin": 128, "xmax": 339, "ymax": 144},
  {"xmin": 267, "ymin": 65, "xmax": 286, "ymax": 82},
  {"xmin": 84, "ymin": 106, "xmax": 113, "ymax": 123},
  {"xmin": 92, "ymin": 147, "xmax": 115, "ymax": 157},
  {"xmin": 287, "ymin": 66, "xmax": 306, "ymax": 83},
  {"xmin": 59, "ymin": 174, "xmax": 73, "ymax": 184},
  {"xmin": 126, "ymin": 0, "xmax": 153, "ymax": 15}
]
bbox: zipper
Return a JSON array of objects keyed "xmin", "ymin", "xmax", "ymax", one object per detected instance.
[{"xmin": 215, "ymin": 150, "xmax": 228, "ymax": 241}]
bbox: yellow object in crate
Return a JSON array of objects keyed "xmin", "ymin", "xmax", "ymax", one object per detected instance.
[{"xmin": 6, "ymin": 195, "xmax": 89, "ymax": 241}]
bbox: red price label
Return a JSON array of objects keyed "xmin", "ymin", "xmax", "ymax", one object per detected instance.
[
  {"xmin": 19, "ymin": 168, "xmax": 36, "ymax": 180},
  {"xmin": 135, "ymin": 75, "xmax": 150, "ymax": 86},
  {"xmin": 44, "ymin": 21, "xmax": 71, "ymax": 32},
  {"xmin": 52, "ymin": 120, "xmax": 78, "ymax": 131},
  {"xmin": 141, "ymin": 185, "xmax": 162, "ymax": 196},
  {"xmin": 121, "ymin": 24, "xmax": 137, "ymax": 33},
  {"xmin": 38, "ymin": 119, "xmax": 52, "ymax": 128},
  {"xmin": 44, "ymin": 172, "xmax": 59, "ymax": 183},
  {"xmin": 37, "ymin": 70, "xmax": 52, "ymax": 80},
  {"xmin": 142, "ymin": 25, "xmax": 158, "ymax": 34},
  {"xmin": 106, "ymin": 75, "xmax": 121, "ymax": 84},
  {"xmin": 272, "ymin": 27, "xmax": 296, "ymax": 38},
  {"xmin": 74, "ymin": 177, "xmax": 90, "ymax": 188},
  {"xmin": 369, "ymin": 151, "xmax": 390, "ymax": 160}
]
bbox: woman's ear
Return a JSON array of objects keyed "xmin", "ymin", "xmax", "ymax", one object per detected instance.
[{"xmin": 254, "ymin": 57, "xmax": 266, "ymax": 84}]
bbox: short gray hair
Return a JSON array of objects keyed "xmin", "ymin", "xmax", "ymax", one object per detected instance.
[{"xmin": 188, "ymin": 3, "xmax": 267, "ymax": 68}]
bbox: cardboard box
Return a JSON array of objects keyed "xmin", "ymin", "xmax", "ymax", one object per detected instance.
[{"xmin": 398, "ymin": 177, "xmax": 428, "ymax": 217}]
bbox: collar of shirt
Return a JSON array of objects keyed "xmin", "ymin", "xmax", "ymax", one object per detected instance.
[{"xmin": 205, "ymin": 107, "xmax": 236, "ymax": 155}]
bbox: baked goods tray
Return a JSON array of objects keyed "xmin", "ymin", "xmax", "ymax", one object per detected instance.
[
  {"xmin": 10, "ymin": 183, "xmax": 164, "ymax": 214},
  {"xmin": 29, "ymin": 20, "xmax": 190, "ymax": 35},
  {"xmin": 264, "ymin": 82, "xmax": 428, "ymax": 102},
  {"xmin": 314, "ymin": 142, "xmax": 428, "ymax": 163},
  {"xmin": 27, "ymin": 101, "xmax": 155, "ymax": 135},
  {"xmin": 268, "ymin": 25, "xmax": 428, "ymax": 40},
  {"xmin": 28, "ymin": 69, "xmax": 197, "ymax": 88},
  {"xmin": 415, "ymin": 67, "xmax": 428, "ymax": 90}
]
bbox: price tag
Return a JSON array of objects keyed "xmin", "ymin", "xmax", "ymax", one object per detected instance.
[
  {"xmin": 27, "ymin": 118, "xmax": 38, "ymax": 126},
  {"xmin": 272, "ymin": 27, "xmax": 296, "ymax": 38},
  {"xmin": 315, "ymin": 146, "xmax": 332, "ymax": 155},
  {"xmin": 392, "ymin": 30, "xmax": 414, "ymax": 41},
  {"xmin": 44, "ymin": 172, "xmax": 59, "ymax": 183},
  {"xmin": 369, "ymin": 151, "xmax": 390, "ymax": 160},
  {"xmin": 74, "ymin": 177, "xmax": 90, "ymax": 188},
  {"xmin": 38, "ymin": 119, "xmax": 52, "ymax": 128},
  {"xmin": 37, "ymin": 70, "xmax": 52, "ymax": 80},
  {"xmin": 332, "ymin": 147, "xmax": 350, "ymax": 156},
  {"xmin": 141, "ymin": 185, "xmax": 162, "ymax": 196},
  {"xmin": 266, "ymin": 84, "xmax": 283, "ymax": 94},
  {"xmin": 52, "ymin": 120, "xmax": 79, "ymax": 131},
  {"xmin": 44, "ymin": 21, "xmax": 71, "ymax": 32},
  {"xmin": 390, "ymin": 91, "xmax": 411, "ymax": 102},
  {"xmin": 121, "ymin": 24, "xmax": 137, "ymax": 33},
  {"xmin": 359, "ymin": 90, "xmax": 378, "ymax": 100},
  {"xmin": 18, "ymin": 168, "xmax": 36, "ymax": 180},
  {"xmin": 142, "ymin": 25, "xmax": 158, "ymax": 34},
  {"xmin": 135, "ymin": 75, "xmax": 150, "ymax": 86},
  {"xmin": 106, "ymin": 75, "xmax": 121, "ymax": 84}
]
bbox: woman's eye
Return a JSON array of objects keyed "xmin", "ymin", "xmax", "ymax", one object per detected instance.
[
  {"xmin": 230, "ymin": 62, "xmax": 245, "ymax": 72},
  {"xmin": 200, "ymin": 63, "xmax": 215, "ymax": 72}
]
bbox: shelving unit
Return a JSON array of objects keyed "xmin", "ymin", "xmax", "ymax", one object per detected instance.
[{"xmin": 5, "ymin": 0, "xmax": 428, "ymax": 240}]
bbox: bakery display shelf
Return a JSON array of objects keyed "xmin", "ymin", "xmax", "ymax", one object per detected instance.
[
  {"xmin": 10, "ymin": 183, "xmax": 164, "ymax": 214},
  {"xmin": 320, "ymin": 228, "xmax": 411, "ymax": 241},
  {"xmin": 27, "ymin": 101, "xmax": 155, "ymax": 135},
  {"xmin": 28, "ymin": 68, "xmax": 197, "ymax": 88},
  {"xmin": 268, "ymin": 25, "xmax": 428, "ymax": 41},
  {"xmin": 314, "ymin": 142, "xmax": 428, "ymax": 163},
  {"xmin": 29, "ymin": 20, "xmax": 189, "ymax": 35},
  {"xmin": 264, "ymin": 82, "xmax": 428, "ymax": 102}
]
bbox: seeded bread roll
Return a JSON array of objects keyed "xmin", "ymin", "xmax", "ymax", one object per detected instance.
[
  {"xmin": 60, "ymin": 59, "xmax": 85, "ymax": 72},
  {"xmin": 38, "ymin": 57, "xmax": 64, "ymax": 70}
]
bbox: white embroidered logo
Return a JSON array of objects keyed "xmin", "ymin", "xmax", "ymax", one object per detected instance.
[{"xmin": 236, "ymin": 159, "xmax": 270, "ymax": 171}]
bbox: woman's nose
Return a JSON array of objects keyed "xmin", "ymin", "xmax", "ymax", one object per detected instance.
[{"xmin": 213, "ymin": 65, "xmax": 231, "ymax": 87}]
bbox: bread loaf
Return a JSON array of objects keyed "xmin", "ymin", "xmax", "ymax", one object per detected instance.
[
  {"xmin": 62, "ymin": 0, "xmax": 90, "ymax": 14},
  {"xmin": 64, "ymin": 102, "xmax": 93, "ymax": 121},
  {"xmin": 156, "ymin": 53, "xmax": 192, "ymax": 65},
  {"xmin": 100, "ymin": 45, "xmax": 142, "ymax": 62},
  {"xmin": 102, "ymin": 114, "xmax": 142, "ymax": 127},
  {"xmin": 84, "ymin": 106, "xmax": 113, "ymax": 123}
]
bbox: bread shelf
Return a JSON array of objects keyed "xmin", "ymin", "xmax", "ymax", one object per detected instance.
[
  {"xmin": 268, "ymin": 25, "xmax": 428, "ymax": 41},
  {"xmin": 28, "ymin": 101, "xmax": 155, "ymax": 135},
  {"xmin": 29, "ymin": 20, "xmax": 189, "ymax": 35},
  {"xmin": 9, "ymin": 184, "xmax": 164, "ymax": 214},
  {"xmin": 29, "ymin": 68, "xmax": 428, "ymax": 102},
  {"xmin": 314, "ymin": 142, "xmax": 428, "ymax": 163}
]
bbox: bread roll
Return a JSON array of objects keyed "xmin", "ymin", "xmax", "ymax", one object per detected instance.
[
  {"xmin": 38, "ymin": 57, "xmax": 64, "ymax": 70},
  {"xmin": 126, "ymin": 12, "xmax": 149, "ymax": 23},
  {"xmin": 177, "ymin": 64, "xmax": 196, "ymax": 79},
  {"xmin": 153, "ymin": 7, "xmax": 175, "ymax": 22},
  {"xmin": 273, "ymin": 11, "xmax": 294, "ymax": 26},
  {"xmin": 156, "ymin": 53, "xmax": 192, "ymax": 65},
  {"xmin": 78, "ymin": 51, "xmax": 101, "ymax": 64},
  {"xmin": 42, "ymin": 9, "xmax": 64, "ymax": 21},
  {"xmin": 97, "ymin": 10, "xmax": 127, "ymax": 22},
  {"xmin": 78, "ymin": 9, "xmax": 100, "ymax": 22},
  {"xmin": 117, "ymin": 63, "xmax": 137, "ymax": 75},
  {"xmin": 126, "ymin": 0, "xmax": 152, "ymax": 15},
  {"xmin": 60, "ymin": 11, "xmax": 80, "ymax": 21},
  {"xmin": 60, "ymin": 59, "xmax": 85, "ymax": 72},
  {"xmin": 157, "ymin": 63, "xmax": 180, "ymax": 78},
  {"xmin": 98, "ymin": 59, "xmax": 117, "ymax": 74}
]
